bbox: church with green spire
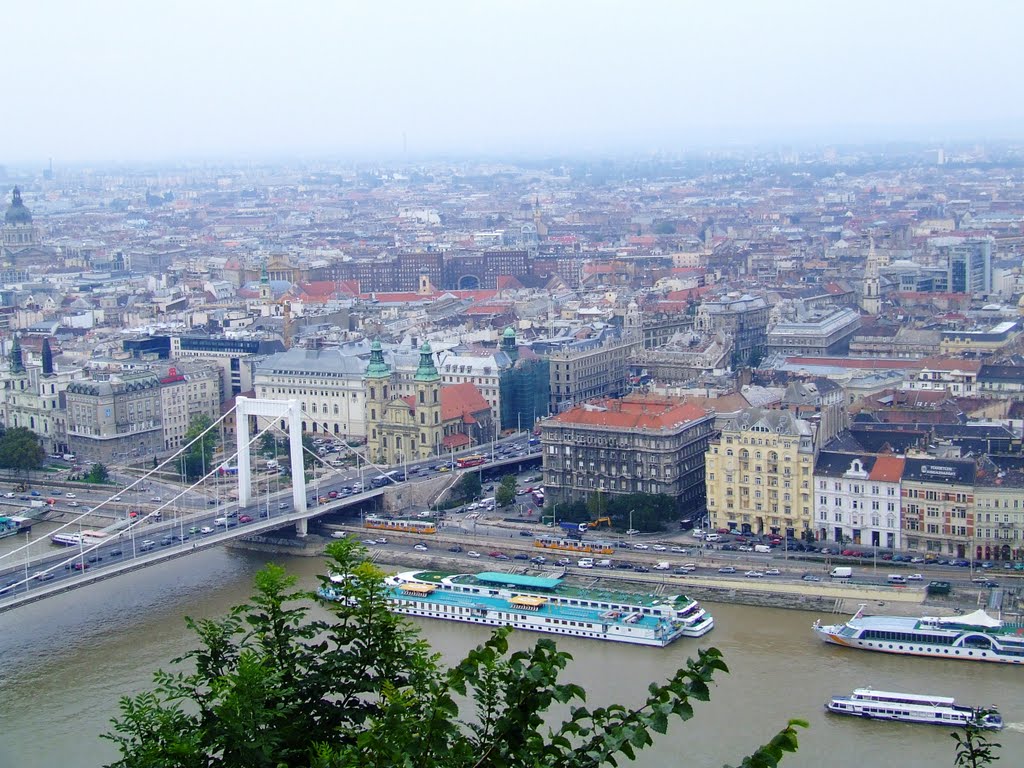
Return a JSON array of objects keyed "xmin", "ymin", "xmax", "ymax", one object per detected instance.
[{"xmin": 363, "ymin": 339, "xmax": 493, "ymax": 466}]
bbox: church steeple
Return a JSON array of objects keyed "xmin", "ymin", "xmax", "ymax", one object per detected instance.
[
  {"xmin": 365, "ymin": 339, "xmax": 391, "ymax": 379},
  {"xmin": 861, "ymin": 236, "xmax": 881, "ymax": 315},
  {"xmin": 500, "ymin": 326, "xmax": 518, "ymax": 363},
  {"xmin": 258, "ymin": 258, "xmax": 272, "ymax": 301},
  {"xmin": 41, "ymin": 338, "xmax": 53, "ymax": 376},
  {"xmin": 414, "ymin": 341, "xmax": 440, "ymax": 382},
  {"xmin": 9, "ymin": 334, "xmax": 23, "ymax": 374}
]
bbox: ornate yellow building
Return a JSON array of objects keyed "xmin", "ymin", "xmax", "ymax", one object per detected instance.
[{"xmin": 704, "ymin": 408, "xmax": 816, "ymax": 538}]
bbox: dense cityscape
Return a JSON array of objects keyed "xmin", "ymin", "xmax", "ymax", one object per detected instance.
[
  {"xmin": 3, "ymin": 2, "xmax": 1024, "ymax": 766},
  {"xmin": 2, "ymin": 144, "xmax": 1024, "ymax": 565}
]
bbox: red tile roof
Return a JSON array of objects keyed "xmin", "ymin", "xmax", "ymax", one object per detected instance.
[
  {"xmin": 550, "ymin": 394, "xmax": 710, "ymax": 431},
  {"xmin": 441, "ymin": 382, "xmax": 490, "ymax": 422},
  {"xmin": 869, "ymin": 455, "xmax": 905, "ymax": 483}
]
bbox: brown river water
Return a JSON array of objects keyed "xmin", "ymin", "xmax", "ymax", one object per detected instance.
[{"xmin": 0, "ymin": 548, "xmax": 1020, "ymax": 767}]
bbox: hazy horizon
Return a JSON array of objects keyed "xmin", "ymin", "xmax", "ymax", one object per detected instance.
[{"xmin": 4, "ymin": 0, "xmax": 1024, "ymax": 165}]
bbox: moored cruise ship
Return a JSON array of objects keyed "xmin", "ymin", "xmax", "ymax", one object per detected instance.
[
  {"xmin": 320, "ymin": 570, "xmax": 714, "ymax": 647},
  {"xmin": 826, "ymin": 689, "xmax": 1003, "ymax": 730},
  {"xmin": 813, "ymin": 605, "xmax": 1024, "ymax": 664}
]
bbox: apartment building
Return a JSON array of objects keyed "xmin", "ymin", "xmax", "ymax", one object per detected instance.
[
  {"xmin": 812, "ymin": 452, "xmax": 904, "ymax": 549},
  {"xmin": 705, "ymin": 407, "xmax": 816, "ymax": 538},
  {"xmin": 903, "ymin": 358, "xmax": 981, "ymax": 397},
  {"xmin": 974, "ymin": 468, "xmax": 1024, "ymax": 562},
  {"xmin": 436, "ymin": 348, "xmax": 511, "ymax": 427},
  {"xmin": 540, "ymin": 393, "xmax": 713, "ymax": 516},
  {"xmin": 65, "ymin": 371, "xmax": 163, "ymax": 464},
  {"xmin": 694, "ymin": 294, "xmax": 769, "ymax": 366},
  {"xmin": 546, "ymin": 333, "xmax": 640, "ymax": 413},
  {"xmin": 766, "ymin": 307, "xmax": 862, "ymax": 357},
  {"xmin": 900, "ymin": 458, "xmax": 976, "ymax": 557},
  {"xmin": 171, "ymin": 334, "xmax": 285, "ymax": 397},
  {"xmin": 157, "ymin": 362, "xmax": 223, "ymax": 451}
]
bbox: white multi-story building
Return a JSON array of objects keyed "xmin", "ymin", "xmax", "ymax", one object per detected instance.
[
  {"xmin": 435, "ymin": 349, "xmax": 512, "ymax": 426},
  {"xmin": 254, "ymin": 346, "xmax": 368, "ymax": 439},
  {"xmin": 813, "ymin": 452, "xmax": 904, "ymax": 549},
  {"xmin": 157, "ymin": 362, "xmax": 223, "ymax": 451}
]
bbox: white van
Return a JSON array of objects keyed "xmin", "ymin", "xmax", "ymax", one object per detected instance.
[
  {"xmin": 753, "ymin": 544, "xmax": 772, "ymax": 554},
  {"xmin": 214, "ymin": 516, "xmax": 229, "ymax": 527},
  {"xmin": 596, "ymin": 559, "xmax": 612, "ymax": 568},
  {"xmin": 705, "ymin": 533, "xmax": 721, "ymax": 542},
  {"xmin": 830, "ymin": 566, "xmax": 852, "ymax": 579},
  {"xmin": 886, "ymin": 574, "xmax": 906, "ymax": 584},
  {"xmin": 577, "ymin": 558, "xmax": 594, "ymax": 568},
  {"xmin": 653, "ymin": 561, "xmax": 671, "ymax": 570}
]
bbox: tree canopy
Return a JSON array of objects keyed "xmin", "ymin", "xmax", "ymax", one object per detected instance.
[
  {"xmin": 104, "ymin": 539, "xmax": 805, "ymax": 768},
  {"xmin": 495, "ymin": 474, "xmax": 516, "ymax": 507},
  {"xmin": 453, "ymin": 471, "xmax": 481, "ymax": 502},
  {"xmin": 181, "ymin": 414, "xmax": 218, "ymax": 481},
  {"xmin": 0, "ymin": 426, "xmax": 46, "ymax": 478},
  {"xmin": 547, "ymin": 492, "xmax": 684, "ymax": 532}
]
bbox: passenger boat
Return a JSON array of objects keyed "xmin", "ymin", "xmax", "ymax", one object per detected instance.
[
  {"xmin": 50, "ymin": 530, "xmax": 111, "ymax": 547},
  {"xmin": 826, "ymin": 688, "xmax": 1003, "ymax": 730},
  {"xmin": 813, "ymin": 605, "xmax": 1024, "ymax": 664},
  {"xmin": 319, "ymin": 570, "xmax": 714, "ymax": 647},
  {"xmin": 0, "ymin": 517, "xmax": 20, "ymax": 539}
]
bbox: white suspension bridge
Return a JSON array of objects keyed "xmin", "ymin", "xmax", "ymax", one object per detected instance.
[{"xmin": 0, "ymin": 396, "xmax": 539, "ymax": 613}]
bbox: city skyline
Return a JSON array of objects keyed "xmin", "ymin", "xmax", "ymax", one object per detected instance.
[{"xmin": 3, "ymin": 0, "xmax": 1024, "ymax": 164}]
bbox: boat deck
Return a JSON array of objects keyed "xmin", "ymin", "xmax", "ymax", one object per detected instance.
[
  {"xmin": 394, "ymin": 574, "xmax": 674, "ymax": 630},
  {"xmin": 417, "ymin": 571, "xmax": 693, "ymax": 610}
]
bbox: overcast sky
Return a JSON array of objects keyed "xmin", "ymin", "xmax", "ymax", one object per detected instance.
[{"xmin": 3, "ymin": 0, "xmax": 1023, "ymax": 164}]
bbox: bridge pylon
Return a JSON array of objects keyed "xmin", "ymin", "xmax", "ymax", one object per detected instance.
[{"xmin": 236, "ymin": 397, "xmax": 308, "ymax": 535}]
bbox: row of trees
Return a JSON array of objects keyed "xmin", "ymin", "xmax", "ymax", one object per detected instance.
[{"xmin": 548, "ymin": 491, "xmax": 684, "ymax": 532}]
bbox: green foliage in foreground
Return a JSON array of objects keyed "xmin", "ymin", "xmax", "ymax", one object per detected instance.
[
  {"xmin": 104, "ymin": 539, "xmax": 806, "ymax": 767},
  {"xmin": 952, "ymin": 711, "xmax": 1001, "ymax": 768}
]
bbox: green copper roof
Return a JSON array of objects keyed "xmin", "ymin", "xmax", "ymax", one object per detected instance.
[
  {"xmin": 502, "ymin": 326, "xmax": 516, "ymax": 339},
  {"xmin": 364, "ymin": 339, "xmax": 391, "ymax": 379},
  {"xmin": 414, "ymin": 341, "xmax": 440, "ymax": 382},
  {"xmin": 260, "ymin": 259, "xmax": 269, "ymax": 283}
]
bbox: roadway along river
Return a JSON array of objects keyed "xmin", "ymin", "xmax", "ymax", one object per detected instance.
[{"xmin": 0, "ymin": 547, "xmax": 1021, "ymax": 767}]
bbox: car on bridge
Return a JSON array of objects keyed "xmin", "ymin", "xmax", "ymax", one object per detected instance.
[
  {"xmin": 33, "ymin": 571, "xmax": 55, "ymax": 582},
  {"xmin": 239, "ymin": 515, "xmax": 254, "ymax": 523},
  {"xmin": 139, "ymin": 540, "xmax": 155, "ymax": 551}
]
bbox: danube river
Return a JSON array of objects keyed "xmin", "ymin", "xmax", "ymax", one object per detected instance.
[{"xmin": 1, "ymin": 548, "xmax": 1021, "ymax": 767}]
